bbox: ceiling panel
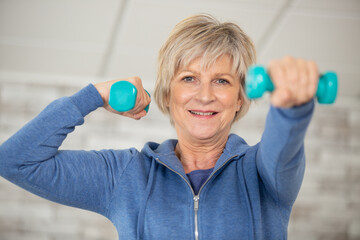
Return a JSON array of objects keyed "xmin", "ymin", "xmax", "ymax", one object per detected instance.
[
  {"xmin": 0, "ymin": 0, "xmax": 120, "ymax": 42},
  {"xmin": 0, "ymin": 0, "xmax": 121, "ymax": 75},
  {"xmin": 104, "ymin": 0, "xmax": 288, "ymax": 86},
  {"xmin": 0, "ymin": 44, "xmax": 103, "ymax": 76},
  {"xmin": 295, "ymin": 0, "xmax": 360, "ymax": 13}
]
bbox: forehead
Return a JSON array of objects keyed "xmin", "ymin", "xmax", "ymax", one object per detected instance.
[{"xmin": 177, "ymin": 55, "xmax": 236, "ymax": 75}]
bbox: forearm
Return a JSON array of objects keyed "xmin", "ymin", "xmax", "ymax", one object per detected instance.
[{"xmin": 256, "ymin": 99, "xmax": 314, "ymax": 205}]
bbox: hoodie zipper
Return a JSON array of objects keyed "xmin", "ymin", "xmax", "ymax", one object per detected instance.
[
  {"xmin": 193, "ymin": 195, "xmax": 199, "ymax": 239},
  {"xmin": 156, "ymin": 155, "xmax": 238, "ymax": 240}
]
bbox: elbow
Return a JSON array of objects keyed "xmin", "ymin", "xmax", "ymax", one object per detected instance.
[{"xmin": 0, "ymin": 143, "xmax": 22, "ymax": 179}]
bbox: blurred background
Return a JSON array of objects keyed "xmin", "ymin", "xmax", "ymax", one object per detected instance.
[{"xmin": 0, "ymin": 0, "xmax": 359, "ymax": 239}]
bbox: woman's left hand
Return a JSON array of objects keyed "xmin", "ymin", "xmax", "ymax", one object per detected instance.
[{"xmin": 268, "ymin": 56, "xmax": 319, "ymax": 108}]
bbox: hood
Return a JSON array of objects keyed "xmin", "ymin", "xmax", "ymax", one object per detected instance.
[{"xmin": 140, "ymin": 133, "xmax": 251, "ymax": 179}]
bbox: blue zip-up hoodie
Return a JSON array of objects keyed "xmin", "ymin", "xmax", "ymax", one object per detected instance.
[{"xmin": 0, "ymin": 84, "xmax": 314, "ymax": 240}]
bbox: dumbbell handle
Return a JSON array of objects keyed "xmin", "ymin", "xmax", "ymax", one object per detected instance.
[
  {"xmin": 245, "ymin": 65, "xmax": 338, "ymax": 104},
  {"xmin": 108, "ymin": 81, "xmax": 150, "ymax": 112}
]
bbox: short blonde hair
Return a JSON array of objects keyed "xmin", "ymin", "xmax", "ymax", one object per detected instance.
[{"xmin": 154, "ymin": 14, "xmax": 256, "ymax": 122}]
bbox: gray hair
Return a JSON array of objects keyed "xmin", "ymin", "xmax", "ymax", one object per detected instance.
[{"xmin": 154, "ymin": 14, "xmax": 256, "ymax": 122}]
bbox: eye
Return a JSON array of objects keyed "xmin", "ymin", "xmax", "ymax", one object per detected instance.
[
  {"xmin": 182, "ymin": 76, "xmax": 195, "ymax": 82},
  {"xmin": 216, "ymin": 79, "xmax": 229, "ymax": 84}
]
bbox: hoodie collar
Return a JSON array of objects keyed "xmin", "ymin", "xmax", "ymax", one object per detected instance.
[{"xmin": 141, "ymin": 134, "xmax": 250, "ymax": 178}]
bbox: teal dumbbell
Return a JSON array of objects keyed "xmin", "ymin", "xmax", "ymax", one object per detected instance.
[
  {"xmin": 245, "ymin": 65, "xmax": 338, "ymax": 104},
  {"xmin": 109, "ymin": 81, "xmax": 150, "ymax": 112}
]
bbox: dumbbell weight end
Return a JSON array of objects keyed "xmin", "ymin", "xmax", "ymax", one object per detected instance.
[
  {"xmin": 317, "ymin": 72, "xmax": 338, "ymax": 104},
  {"xmin": 245, "ymin": 65, "xmax": 274, "ymax": 99},
  {"xmin": 109, "ymin": 81, "xmax": 150, "ymax": 112}
]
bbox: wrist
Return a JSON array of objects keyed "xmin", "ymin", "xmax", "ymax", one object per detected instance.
[
  {"xmin": 93, "ymin": 82, "xmax": 107, "ymax": 105},
  {"xmin": 70, "ymin": 84, "xmax": 104, "ymax": 116}
]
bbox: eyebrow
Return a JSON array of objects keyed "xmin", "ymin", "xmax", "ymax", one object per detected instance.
[
  {"xmin": 177, "ymin": 69, "xmax": 200, "ymax": 75},
  {"xmin": 177, "ymin": 70, "xmax": 234, "ymax": 78},
  {"xmin": 214, "ymin": 73, "xmax": 235, "ymax": 78}
]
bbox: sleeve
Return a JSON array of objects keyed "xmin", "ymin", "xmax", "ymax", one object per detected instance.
[
  {"xmin": 256, "ymin": 99, "xmax": 315, "ymax": 206},
  {"xmin": 0, "ymin": 84, "xmax": 136, "ymax": 216}
]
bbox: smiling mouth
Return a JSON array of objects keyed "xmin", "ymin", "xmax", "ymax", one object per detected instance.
[{"xmin": 189, "ymin": 110, "xmax": 218, "ymax": 116}]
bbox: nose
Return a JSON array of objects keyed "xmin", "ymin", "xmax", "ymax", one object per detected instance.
[{"xmin": 195, "ymin": 82, "xmax": 216, "ymax": 104}]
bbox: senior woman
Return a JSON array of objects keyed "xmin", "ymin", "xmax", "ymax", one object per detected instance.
[{"xmin": 0, "ymin": 14, "xmax": 317, "ymax": 240}]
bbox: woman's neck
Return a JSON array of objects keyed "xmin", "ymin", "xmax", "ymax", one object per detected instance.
[{"xmin": 175, "ymin": 134, "xmax": 228, "ymax": 174}]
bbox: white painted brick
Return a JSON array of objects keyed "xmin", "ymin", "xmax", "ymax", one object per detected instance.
[
  {"xmin": 0, "ymin": 109, "xmax": 38, "ymax": 135},
  {"xmin": 0, "ymin": 200, "xmax": 54, "ymax": 220},
  {"xmin": 287, "ymin": 229, "xmax": 317, "ymax": 240},
  {"xmin": 0, "ymin": 82, "xmax": 61, "ymax": 107},
  {"xmin": 350, "ymin": 130, "xmax": 360, "ymax": 152},
  {"xmin": 0, "ymin": 180, "xmax": 24, "ymax": 201},
  {"xmin": 81, "ymin": 223, "xmax": 117, "ymax": 240},
  {"xmin": 60, "ymin": 134, "xmax": 88, "ymax": 150},
  {"xmin": 349, "ymin": 218, "xmax": 360, "ymax": 239},
  {"xmin": 0, "ymin": 232, "xmax": 50, "ymax": 240},
  {"xmin": 53, "ymin": 204, "xmax": 102, "ymax": 224},
  {"xmin": 349, "ymin": 108, "xmax": 360, "ymax": 129},
  {"xmin": 52, "ymin": 234, "xmax": 79, "ymax": 240},
  {"xmin": 14, "ymin": 215, "xmax": 80, "ymax": 237}
]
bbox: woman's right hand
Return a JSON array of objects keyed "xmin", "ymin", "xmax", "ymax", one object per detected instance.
[{"xmin": 94, "ymin": 76, "xmax": 151, "ymax": 120}]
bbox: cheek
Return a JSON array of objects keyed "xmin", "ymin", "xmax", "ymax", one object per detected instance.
[
  {"xmin": 169, "ymin": 86, "xmax": 193, "ymax": 108},
  {"xmin": 218, "ymin": 91, "xmax": 240, "ymax": 110}
]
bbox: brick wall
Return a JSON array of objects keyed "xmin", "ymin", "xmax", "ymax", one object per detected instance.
[{"xmin": 0, "ymin": 75, "xmax": 359, "ymax": 240}]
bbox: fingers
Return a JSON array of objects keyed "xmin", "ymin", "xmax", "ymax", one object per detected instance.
[
  {"xmin": 268, "ymin": 56, "xmax": 319, "ymax": 108},
  {"xmin": 268, "ymin": 58, "xmax": 293, "ymax": 107},
  {"xmin": 307, "ymin": 60, "xmax": 319, "ymax": 100},
  {"xmin": 99, "ymin": 76, "xmax": 151, "ymax": 120},
  {"xmin": 124, "ymin": 76, "xmax": 151, "ymax": 119},
  {"xmin": 120, "ymin": 109, "xmax": 147, "ymax": 120}
]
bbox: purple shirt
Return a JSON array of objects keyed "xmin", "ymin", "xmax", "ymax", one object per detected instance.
[{"xmin": 186, "ymin": 168, "xmax": 214, "ymax": 195}]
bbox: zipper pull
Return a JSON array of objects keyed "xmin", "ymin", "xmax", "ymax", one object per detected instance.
[{"xmin": 193, "ymin": 195, "xmax": 199, "ymax": 210}]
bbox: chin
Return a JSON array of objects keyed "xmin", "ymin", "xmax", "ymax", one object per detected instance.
[{"xmin": 189, "ymin": 127, "xmax": 220, "ymax": 141}]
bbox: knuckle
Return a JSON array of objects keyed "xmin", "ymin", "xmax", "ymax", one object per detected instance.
[
  {"xmin": 146, "ymin": 96, "xmax": 151, "ymax": 105},
  {"xmin": 132, "ymin": 76, "xmax": 141, "ymax": 81},
  {"xmin": 307, "ymin": 60, "xmax": 316, "ymax": 67},
  {"xmin": 268, "ymin": 62, "xmax": 282, "ymax": 76},
  {"xmin": 283, "ymin": 56, "xmax": 295, "ymax": 63},
  {"xmin": 268, "ymin": 59, "xmax": 278, "ymax": 67},
  {"xmin": 129, "ymin": 76, "xmax": 142, "ymax": 85},
  {"xmin": 296, "ymin": 58, "xmax": 306, "ymax": 66},
  {"xmin": 307, "ymin": 60, "xmax": 318, "ymax": 71},
  {"xmin": 268, "ymin": 60, "xmax": 281, "ymax": 74}
]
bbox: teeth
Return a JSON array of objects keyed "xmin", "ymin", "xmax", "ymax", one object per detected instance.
[{"xmin": 190, "ymin": 111, "xmax": 215, "ymax": 116}]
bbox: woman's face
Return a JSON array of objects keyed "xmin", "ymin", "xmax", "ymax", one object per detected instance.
[{"xmin": 168, "ymin": 55, "xmax": 242, "ymax": 142}]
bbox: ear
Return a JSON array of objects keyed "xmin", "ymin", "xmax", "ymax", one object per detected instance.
[{"xmin": 236, "ymin": 96, "xmax": 242, "ymax": 112}]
